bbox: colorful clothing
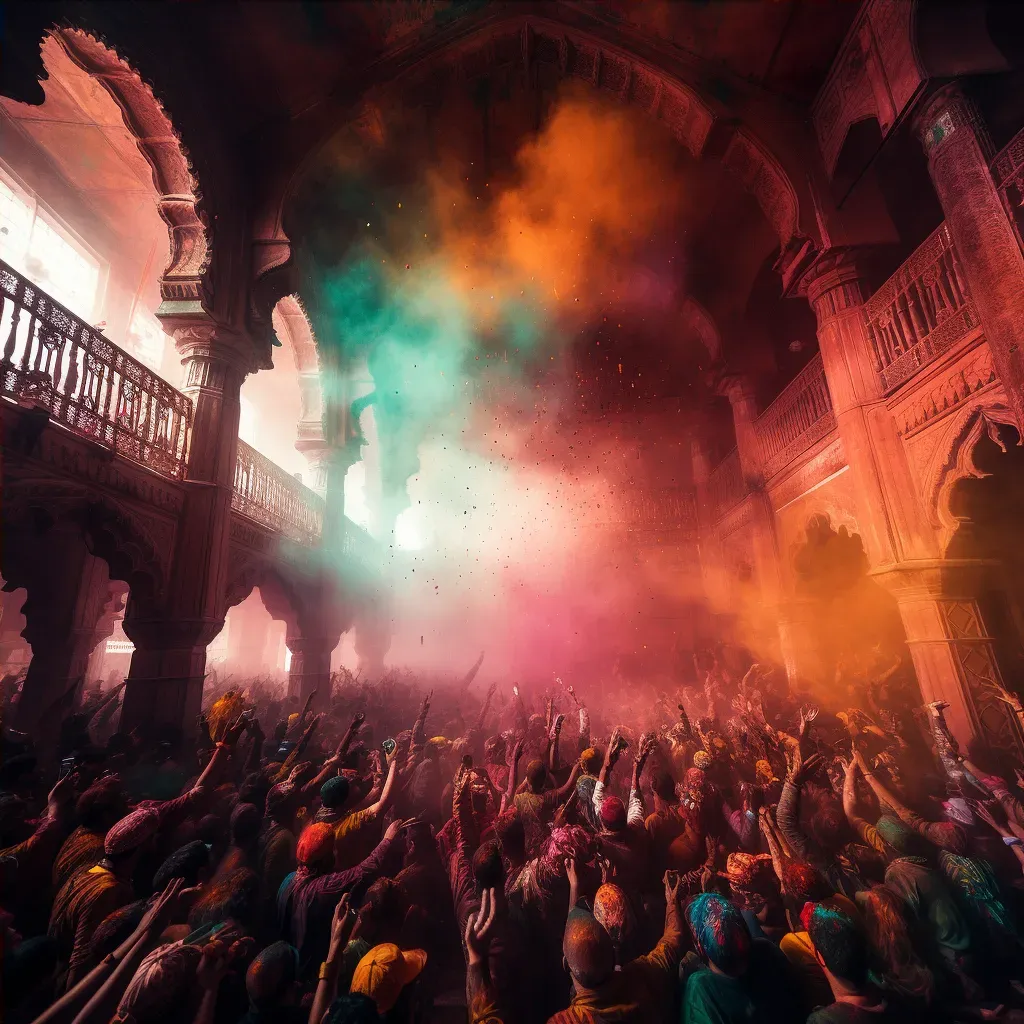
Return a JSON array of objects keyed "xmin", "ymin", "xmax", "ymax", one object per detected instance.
[
  {"xmin": 53, "ymin": 826, "xmax": 105, "ymax": 890},
  {"xmin": 49, "ymin": 864, "xmax": 132, "ymax": 987}
]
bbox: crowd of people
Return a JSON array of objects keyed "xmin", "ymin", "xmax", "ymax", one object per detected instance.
[{"xmin": 1, "ymin": 647, "xmax": 1024, "ymax": 1024}]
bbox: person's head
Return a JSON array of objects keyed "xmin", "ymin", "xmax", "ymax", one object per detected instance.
[
  {"xmin": 494, "ymin": 811, "xmax": 525, "ymax": 863},
  {"xmin": 471, "ymin": 840, "xmax": 504, "ymax": 892},
  {"xmin": 323, "ymin": 993, "xmax": 381, "ymax": 1024},
  {"xmin": 230, "ymin": 802, "xmax": 262, "ymax": 848},
  {"xmin": 424, "ymin": 737, "xmax": 447, "ymax": 762},
  {"xmin": 89, "ymin": 900, "xmax": 148, "ymax": 963},
  {"xmin": 484, "ymin": 735, "xmax": 506, "ymax": 765},
  {"xmin": 265, "ymin": 783, "xmax": 296, "ymax": 826},
  {"xmin": 76, "ymin": 778, "xmax": 127, "ymax": 833},
  {"xmin": 599, "ymin": 795, "xmax": 626, "ymax": 833},
  {"xmin": 355, "ymin": 879, "xmax": 408, "ymax": 946},
  {"xmin": 579, "ymin": 747, "xmax": 603, "ymax": 777},
  {"xmin": 526, "ymin": 759, "xmax": 547, "ymax": 794},
  {"xmin": 651, "ymin": 770, "xmax": 676, "ymax": 804},
  {"xmin": 186, "ymin": 867, "xmax": 259, "ymax": 932},
  {"xmin": 296, "ymin": 822, "xmax": 336, "ymax": 873},
  {"xmin": 592, "ymin": 883, "xmax": 634, "ymax": 959},
  {"xmin": 152, "ymin": 840, "xmax": 210, "ymax": 891},
  {"xmin": 103, "ymin": 807, "xmax": 161, "ymax": 874},
  {"xmin": 780, "ymin": 859, "xmax": 831, "ymax": 905},
  {"xmin": 320, "ymin": 776, "xmax": 350, "ymax": 813},
  {"xmin": 808, "ymin": 801, "xmax": 847, "ymax": 852},
  {"xmin": 245, "ymin": 941, "xmax": 299, "ymax": 1010},
  {"xmin": 562, "ymin": 908, "xmax": 615, "ymax": 990},
  {"xmin": 858, "ymin": 885, "xmax": 919, "ymax": 974},
  {"xmin": 238, "ymin": 772, "xmax": 270, "ymax": 811},
  {"xmin": 350, "ymin": 943, "xmax": 427, "ymax": 1014},
  {"xmin": 807, "ymin": 903, "xmax": 869, "ymax": 991},
  {"xmin": 115, "ymin": 942, "xmax": 202, "ymax": 1024},
  {"xmin": 686, "ymin": 893, "xmax": 751, "ymax": 976}
]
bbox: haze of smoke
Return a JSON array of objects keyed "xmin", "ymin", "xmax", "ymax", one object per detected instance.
[{"xmin": 301, "ymin": 86, "xmax": 690, "ymax": 686}]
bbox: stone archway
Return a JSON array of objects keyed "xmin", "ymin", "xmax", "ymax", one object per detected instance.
[
  {"xmin": 49, "ymin": 28, "xmax": 209, "ymax": 308},
  {"xmin": 250, "ymin": 12, "xmax": 810, "ymax": 318},
  {"xmin": 946, "ymin": 421, "xmax": 1024, "ymax": 694}
]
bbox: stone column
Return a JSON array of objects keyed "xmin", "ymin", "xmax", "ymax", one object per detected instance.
[
  {"xmin": 798, "ymin": 250, "xmax": 1016, "ymax": 749},
  {"xmin": 797, "ymin": 250, "xmax": 938, "ymax": 565},
  {"xmin": 121, "ymin": 321, "xmax": 255, "ymax": 737},
  {"xmin": 776, "ymin": 599, "xmax": 824, "ymax": 694},
  {"xmin": 15, "ymin": 539, "xmax": 122, "ymax": 731},
  {"xmin": 285, "ymin": 635, "xmax": 332, "ymax": 705},
  {"xmin": 718, "ymin": 375, "xmax": 784, "ymax": 658},
  {"xmin": 873, "ymin": 560, "xmax": 1022, "ymax": 753},
  {"xmin": 915, "ymin": 84, "xmax": 1024, "ymax": 428}
]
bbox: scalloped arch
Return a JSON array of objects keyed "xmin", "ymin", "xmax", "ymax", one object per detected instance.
[
  {"xmin": 1, "ymin": 482, "xmax": 167, "ymax": 603},
  {"xmin": 928, "ymin": 401, "xmax": 1022, "ymax": 553},
  {"xmin": 50, "ymin": 27, "xmax": 210, "ymax": 306}
]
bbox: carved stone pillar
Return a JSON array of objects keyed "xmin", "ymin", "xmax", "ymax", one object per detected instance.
[
  {"xmin": 285, "ymin": 635, "xmax": 332, "ymax": 706},
  {"xmin": 797, "ymin": 250, "xmax": 938, "ymax": 565},
  {"xmin": 874, "ymin": 560, "xmax": 1022, "ymax": 753},
  {"xmin": 915, "ymin": 84, "xmax": 1024, "ymax": 428},
  {"xmin": 121, "ymin": 321, "xmax": 255, "ymax": 737},
  {"xmin": 14, "ymin": 537, "xmax": 123, "ymax": 731},
  {"xmin": 793, "ymin": 251, "xmax": 1014, "ymax": 745}
]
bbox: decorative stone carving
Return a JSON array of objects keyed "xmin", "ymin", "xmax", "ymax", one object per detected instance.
[
  {"xmin": 51, "ymin": 29, "xmax": 210, "ymax": 305},
  {"xmin": 923, "ymin": 402, "xmax": 1021, "ymax": 550},
  {"xmin": 812, "ymin": 0, "xmax": 922, "ymax": 176}
]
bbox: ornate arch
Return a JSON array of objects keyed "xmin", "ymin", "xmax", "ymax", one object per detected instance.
[
  {"xmin": 224, "ymin": 553, "xmax": 310, "ymax": 634},
  {"xmin": 50, "ymin": 28, "xmax": 210, "ymax": 306},
  {"xmin": 1, "ymin": 482, "xmax": 167, "ymax": 604},
  {"xmin": 927, "ymin": 401, "xmax": 1022, "ymax": 552},
  {"xmin": 254, "ymin": 13, "xmax": 807, "ymax": 291}
]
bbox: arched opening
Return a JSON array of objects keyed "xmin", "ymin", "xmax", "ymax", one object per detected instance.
[
  {"xmin": 0, "ymin": 32, "xmax": 174, "ymax": 377},
  {"xmin": 946, "ymin": 424, "xmax": 1024, "ymax": 688},
  {"xmin": 791, "ymin": 514, "xmax": 917, "ymax": 710}
]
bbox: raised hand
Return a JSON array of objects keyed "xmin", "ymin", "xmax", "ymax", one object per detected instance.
[
  {"xmin": 137, "ymin": 877, "xmax": 185, "ymax": 937},
  {"xmin": 564, "ymin": 856, "xmax": 578, "ymax": 890},
  {"xmin": 329, "ymin": 893, "xmax": 354, "ymax": 957},
  {"xmin": 465, "ymin": 888, "xmax": 498, "ymax": 967},
  {"xmin": 663, "ymin": 869, "xmax": 682, "ymax": 906}
]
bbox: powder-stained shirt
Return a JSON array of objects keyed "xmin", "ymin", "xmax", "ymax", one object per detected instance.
[
  {"xmin": 49, "ymin": 864, "xmax": 132, "ymax": 988},
  {"xmin": 333, "ymin": 806, "xmax": 379, "ymax": 870},
  {"xmin": 53, "ymin": 825, "xmax": 105, "ymax": 890},
  {"xmin": 547, "ymin": 906, "xmax": 685, "ymax": 1024}
]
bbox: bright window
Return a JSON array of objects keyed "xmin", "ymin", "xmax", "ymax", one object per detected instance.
[
  {"xmin": 0, "ymin": 169, "xmax": 102, "ymax": 321},
  {"xmin": 0, "ymin": 178, "xmax": 32, "ymax": 266},
  {"xmin": 126, "ymin": 306, "xmax": 166, "ymax": 371}
]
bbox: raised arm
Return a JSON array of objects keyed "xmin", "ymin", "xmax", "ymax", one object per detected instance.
[{"xmin": 501, "ymin": 738, "xmax": 525, "ymax": 815}]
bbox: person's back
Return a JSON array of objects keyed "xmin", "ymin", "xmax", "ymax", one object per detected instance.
[
  {"xmin": 683, "ymin": 938, "xmax": 804, "ymax": 1024},
  {"xmin": 804, "ymin": 902, "xmax": 900, "ymax": 1024},
  {"xmin": 551, "ymin": 873, "xmax": 686, "ymax": 1024}
]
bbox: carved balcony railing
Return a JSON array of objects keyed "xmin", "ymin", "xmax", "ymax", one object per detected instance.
[
  {"xmin": 0, "ymin": 259, "xmax": 192, "ymax": 477},
  {"xmin": 863, "ymin": 223, "xmax": 977, "ymax": 394},
  {"xmin": 756, "ymin": 354, "xmax": 835, "ymax": 479},
  {"xmin": 232, "ymin": 439, "xmax": 325, "ymax": 544},
  {"xmin": 707, "ymin": 448, "xmax": 745, "ymax": 520},
  {"xmin": 992, "ymin": 125, "xmax": 1024, "ymax": 256}
]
